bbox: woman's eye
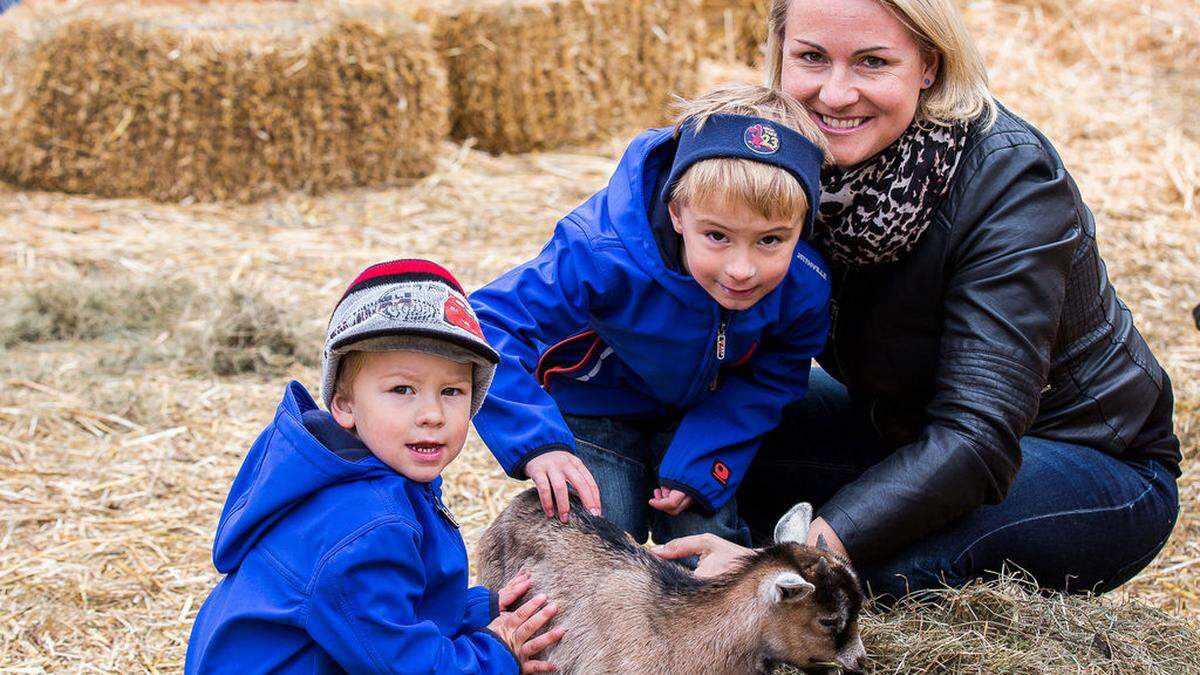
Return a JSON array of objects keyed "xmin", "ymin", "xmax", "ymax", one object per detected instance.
[
  {"xmin": 861, "ymin": 55, "xmax": 886, "ymax": 68},
  {"xmin": 391, "ymin": 385, "xmax": 414, "ymax": 395},
  {"xmin": 798, "ymin": 51, "xmax": 825, "ymax": 64},
  {"xmin": 442, "ymin": 387, "xmax": 464, "ymax": 397}
]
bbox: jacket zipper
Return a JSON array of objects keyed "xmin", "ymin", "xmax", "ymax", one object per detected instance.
[
  {"xmin": 710, "ymin": 308, "xmax": 730, "ymax": 390},
  {"xmin": 427, "ymin": 485, "xmax": 460, "ymax": 529}
]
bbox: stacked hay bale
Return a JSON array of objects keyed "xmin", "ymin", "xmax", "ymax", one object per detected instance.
[
  {"xmin": 421, "ymin": 0, "xmax": 704, "ymax": 154},
  {"xmin": 0, "ymin": 3, "xmax": 448, "ymax": 202},
  {"xmin": 701, "ymin": 0, "xmax": 769, "ymax": 65}
]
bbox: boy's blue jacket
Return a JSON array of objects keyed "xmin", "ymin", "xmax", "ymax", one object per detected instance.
[
  {"xmin": 185, "ymin": 382, "xmax": 517, "ymax": 675},
  {"xmin": 470, "ymin": 127, "xmax": 831, "ymax": 514}
]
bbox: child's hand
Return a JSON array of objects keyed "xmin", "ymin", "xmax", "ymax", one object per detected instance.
[
  {"xmin": 648, "ymin": 487, "xmax": 693, "ymax": 516},
  {"xmin": 487, "ymin": 591, "xmax": 564, "ymax": 673},
  {"xmin": 496, "ymin": 570, "xmax": 532, "ymax": 608},
  {"xmin": 524, "ymin": 451, "xmax": 601, "ymax": 523}
]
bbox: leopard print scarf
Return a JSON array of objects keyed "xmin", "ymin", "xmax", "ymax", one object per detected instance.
[{"xmin": 813, "ymin": 120, "xmax": 971, "ymax": 267}]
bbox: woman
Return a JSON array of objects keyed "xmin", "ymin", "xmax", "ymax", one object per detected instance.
[{"xmin": 655, "ymin": 0, "xmax": 1181, "ymax": 598}]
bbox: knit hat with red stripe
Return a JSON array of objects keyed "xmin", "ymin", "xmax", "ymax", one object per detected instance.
[{"xmin": 321, "ymin": 259, "xmax": 500, "ymax": 416}]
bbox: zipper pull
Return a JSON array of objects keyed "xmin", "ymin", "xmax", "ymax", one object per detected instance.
[
  {"xmin": 716, "ymin": 309, "xmax": 729, "ymax": 362},
  {"xmin": 428, "ymin": 486, "xmax": 460, "ymax": 528},
  {"xmin": 437, "ymin": 500, "xmax": 460, "ymax": 529}
]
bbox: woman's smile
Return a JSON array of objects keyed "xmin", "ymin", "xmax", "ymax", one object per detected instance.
[{"xmin": 814, "ymin": 113, "xmax": 872, "ymax": 133}]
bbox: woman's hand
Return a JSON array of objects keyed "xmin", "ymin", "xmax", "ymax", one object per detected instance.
[
  {"xmin": 524, "ymin": 451, "xmax": 602, "ymax": 523},
  {"xmin": 651, "ymin": 534, "xmax": 753, "ymax": 578}
]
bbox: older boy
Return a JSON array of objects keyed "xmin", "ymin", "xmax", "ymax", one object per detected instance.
[
  {"xmin": 471, "ymin": 85, "xmax": 830, "ymax": 549},
  {"xmin": 186, "ymin": 260, "xmax": 562, "ymax": 674}
]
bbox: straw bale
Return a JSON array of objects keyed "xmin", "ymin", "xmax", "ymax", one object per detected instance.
[
  {"xmin": 423, "ymin": 0, "xmax": 704, "ymax": 153},
  {"xmin": 0, "ymin": 2, "xmax": 449, "ymax": 202},
  {"xmin": 700, "ymin": 0, "xmax": 768, "ymax": 65}
]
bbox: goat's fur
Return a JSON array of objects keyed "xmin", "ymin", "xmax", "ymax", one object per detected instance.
[{"xmin": 478, "ymin": 489, "xmax": 866, "ymax": 674}]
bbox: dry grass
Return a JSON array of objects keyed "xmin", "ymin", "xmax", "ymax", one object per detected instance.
[
  {"xmin": 0, "ymin": 0, "xmax": 1198, "ymax": 671},
  {"xmin": 0, "ymin": 277, "xmax": 197, "ymax": 347},
  {"xmin": 778, "ymin": 573, "xmax": 1200, "ymax": 674},
  {"xmin": 193, "ymin": 288, "xmax": 316, "ymax": 376}
]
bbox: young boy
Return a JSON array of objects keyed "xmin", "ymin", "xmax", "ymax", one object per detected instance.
[
  {"xmin": 470, "ymin": 84, "xmax": 830, "ymax": 548},
  {"xmin": 186, "ymin": 260, "xmax": 563, "ymax": 674}
]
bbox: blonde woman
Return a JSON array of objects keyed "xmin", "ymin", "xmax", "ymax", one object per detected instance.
[{"xmin": 656, "ymin": 0, "xmax": 1180, "ymax": 599}]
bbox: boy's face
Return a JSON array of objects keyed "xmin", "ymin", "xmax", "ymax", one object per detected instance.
[
  {"xmin": 330, "ymin": 350, "xmax": 473, "ymax": 483},
  {"xmin": 669, "ymin": 198, "xmax": 802, "ymax": 310}
]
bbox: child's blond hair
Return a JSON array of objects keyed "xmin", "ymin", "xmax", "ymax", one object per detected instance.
[{"xmin": 670, "ymin": 84, "xmax": 828, "ymax": 225}]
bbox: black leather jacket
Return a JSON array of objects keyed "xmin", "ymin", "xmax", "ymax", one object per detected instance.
[{"xmin": 816, "ymin": 105, "xmax": 1181, "ymax": 565}]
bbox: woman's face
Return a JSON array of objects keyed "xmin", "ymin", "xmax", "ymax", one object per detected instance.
[{"xmin": 779, "ymin": 0, "xmax": 938, "ymax": 167}]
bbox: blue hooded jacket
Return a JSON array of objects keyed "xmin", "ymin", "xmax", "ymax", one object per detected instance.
[
  {"xmin": 185, "ymin": 382, "xmax": 517, "ymax": 675},
  {"xmin": 470, "ymin": 127, "xmax": 831, "ymax": 514}
]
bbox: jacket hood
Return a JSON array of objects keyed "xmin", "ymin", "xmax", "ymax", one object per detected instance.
[
  {"xmin": 210, "ymin": 381, "xmax": 395, "ymax": 572},
  {"xmin": 602, "ymin": 128, "xmax": 717, "ymax": 306}
]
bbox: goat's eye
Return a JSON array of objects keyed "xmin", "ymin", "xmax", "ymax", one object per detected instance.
[{"xmin": 819, "ymin": 617, "xmax": 839, "ymax": 631}]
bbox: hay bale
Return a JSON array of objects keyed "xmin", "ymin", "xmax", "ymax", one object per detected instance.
[
  {"xmin": 424, "ymin": 0, "xmax": 704, "ymax": 153},
  {"xmin": 0, "ymin": 2, "xmax": 448, "ymax": 202},
  {"xmin": 701, "ymin": 0, "xmax": 768, "ymax": 65}
]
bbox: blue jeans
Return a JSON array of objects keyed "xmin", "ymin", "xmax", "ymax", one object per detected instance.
[
  {"xmin": 563, "ymin": 414, "xmax": 752, "ymax": 551},
  {"xmin": 739, "ymin": 369, "xmax": 1179, "ymax": 599}
]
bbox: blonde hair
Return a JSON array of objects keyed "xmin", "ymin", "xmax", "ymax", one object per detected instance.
[
  {"xmin": 763, "ymin": 0, "xmax": 997, "ymax": 127},
  {"xmin": 670, "ymin": 84, "xmax": 828, "ymax": 225},
  {"xmin": 333, "ymin": 350, "xmax": 368, "ymax": 402}
]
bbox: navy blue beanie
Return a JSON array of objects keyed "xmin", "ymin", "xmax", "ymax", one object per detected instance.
[{"xmin": 662, "ymin": 113, "xmax": 824, "ymax": 236}]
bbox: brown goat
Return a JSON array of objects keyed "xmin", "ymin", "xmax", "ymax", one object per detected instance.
[{"xmin": 477, "ymin": 490, "xmax": 866, "ymax": 674}]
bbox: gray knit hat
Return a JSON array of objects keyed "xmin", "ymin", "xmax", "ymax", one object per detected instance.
[{"xmin": 321, "ymin": 259, "xmax": 499, "ymax": 416}]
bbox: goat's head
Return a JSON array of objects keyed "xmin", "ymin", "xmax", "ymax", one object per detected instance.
[{"xmin": 752, "ymin": 503, "xmax": 867, "ymax": 674}]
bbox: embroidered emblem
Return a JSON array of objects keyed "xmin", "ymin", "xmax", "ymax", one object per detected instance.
[
  {"xmin": 744, "ymin": 123, "xmax": 780, "ymax": 155},
  {"xmin": 378, "ymin": 290, "xmax": 439, "ymax": 323},
  {"xmin": 443, "ymin": 295, "xmax": 484, "ymax": 339},
  {"xmin": 712, "ymin": 459, "xmax": 731, "ymax": 486}
]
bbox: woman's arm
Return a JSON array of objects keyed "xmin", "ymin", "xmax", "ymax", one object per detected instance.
[{"xmin": 819, "ymin": 138, "xmax": 1081, "ymax": 566}]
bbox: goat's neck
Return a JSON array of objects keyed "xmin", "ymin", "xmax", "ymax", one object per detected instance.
[{"xmin": 658, "ymin": 574, "xmax": 766, "ymax": 671}]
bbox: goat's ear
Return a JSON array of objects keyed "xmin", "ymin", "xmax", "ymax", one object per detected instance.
[
  {"xmin": 762, "ymin": 571, "xmax": 815, "ymax": 604},
  {"xmin": 773, "ymin": 502, "xmax": 813, "ymax": 545}
]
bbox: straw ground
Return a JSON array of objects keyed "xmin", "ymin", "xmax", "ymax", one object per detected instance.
[{"xmin": 1, "ymin": 0, "xmax": 1198, "ymax": 671}]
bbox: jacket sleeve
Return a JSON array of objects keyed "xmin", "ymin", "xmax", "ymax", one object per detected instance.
[
  {"xmin": 470, "ymin": 217, "xmax": 609, "ymax": 478},
  {"xmin": 461, "ymin": 585, "xmax": 499, "ymax": 631},
  {"xmin": 818, "ymin": 139, "xmax": 1081, "ymax": 565},
  {"xmin": 658, "ymin": 270, "xmax": 831, "ymax": 514},
  {"xmin": 306, "ymin": 520, "xmax": 519, "ymax": 675}
]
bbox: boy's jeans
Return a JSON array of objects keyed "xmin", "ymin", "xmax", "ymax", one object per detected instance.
[
  {"xmin": 739, "ymin": 369, "xmax": 1180, "ymax": 599},
  {"xmin": 563, "ymin": 414, "xmax": 752, "ymax": 550}
]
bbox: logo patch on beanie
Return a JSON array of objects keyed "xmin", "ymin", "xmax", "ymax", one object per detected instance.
[
  {"xmin": 443, "ymin": 295, "xmax": 484, "ymax": 339},
  {"xmin": 744, "ymin": 123, "xmax": 780, "ymax": 155}
]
